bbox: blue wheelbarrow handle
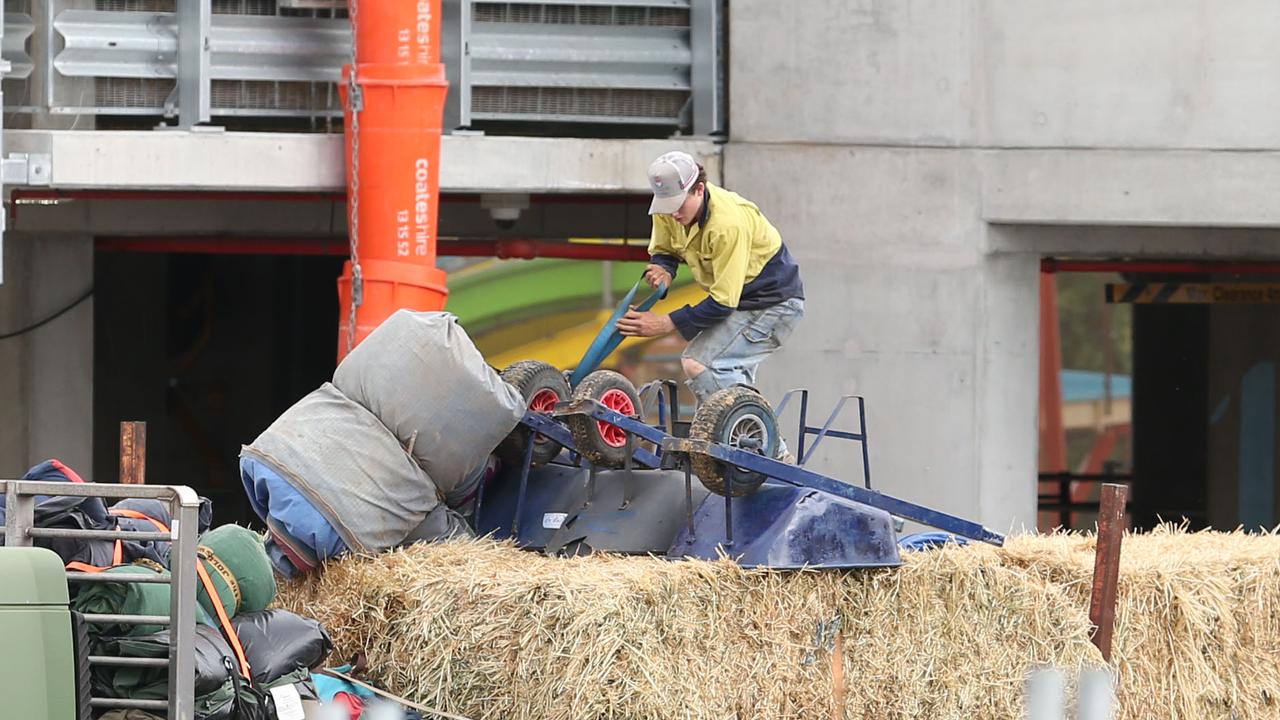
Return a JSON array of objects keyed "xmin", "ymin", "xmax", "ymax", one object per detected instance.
[{"xmin": 568, "ymin": 281, "xmax": 668, "ymax": 388}]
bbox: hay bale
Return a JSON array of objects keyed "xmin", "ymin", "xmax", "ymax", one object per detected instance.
[{"xmin": 276, "ymin": 528, "xmax": 1280, "ymax": 719}]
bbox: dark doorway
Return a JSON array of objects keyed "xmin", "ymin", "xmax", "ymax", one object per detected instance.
[{"xmin": 94, "ymin": 250, "xmax": 344, "ymax": 526}]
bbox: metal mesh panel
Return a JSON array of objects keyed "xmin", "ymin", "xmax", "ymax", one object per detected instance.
[
  {"xmin": 95, "ymin": 0, "xmax": 277, "ymax": 13},
  {"xmin": 473, "ymin": 3, "xmax": 689, "ymax": 27},
  {"xmin": 211, "ymin": 79, "xmax": 340, "ymax": 112},
  {"xmin": 95, "ymin": 77, "xmax": 174, "ymax": 109},
  {"xmin": 3, "ymin": 78, "xmax": 32, "ymax": 112},
  {"xmin": 212, "ymin": 0, "xmax": 277, "ymax": 15},
  {"xmin": 96, "ymin": 0, "xmax": 174, "ymax": 10},
  {"xmin": 473, "ymin": 86, "xmax": 685, "ymax": 121}
]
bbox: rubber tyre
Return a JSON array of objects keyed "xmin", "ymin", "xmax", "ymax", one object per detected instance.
[
  {"xmin": 497, "ymin": 360, "xmax": 571, "ymax": 468},
  {"xmin": 566, "ymin": 370, "xmax": 642, "ymax": 468},
  {"xmin": 690, "ymin": 386, "xmax": 780, "ymax": 497}
]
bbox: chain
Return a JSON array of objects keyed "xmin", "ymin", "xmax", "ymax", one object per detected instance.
[{"xmin": 345, "ymin": 0, "xmax": 363, "ymax": 354}]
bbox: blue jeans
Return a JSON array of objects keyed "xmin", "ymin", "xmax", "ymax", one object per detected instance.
[{"xmin": 682, "ymin": 297, "xmax": 805, "ymax": 404}]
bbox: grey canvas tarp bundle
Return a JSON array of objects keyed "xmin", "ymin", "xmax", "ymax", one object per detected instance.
[
  {"xmin": 333, "ymin": 310, "xmax": 525, "ymax": 503},
  {"xmin": 243, "ymin": 383, "xmax": 440, "ymax": 552},
  {"xmin": 244, "ymin": 311, "xmax": 524, "ymax": 552}
]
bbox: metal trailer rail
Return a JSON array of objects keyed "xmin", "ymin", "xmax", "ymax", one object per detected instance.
[
  {"xmin": 1, "ymin": 479, "xmax": 202, "ymax": 720},
  {"xmin": 505, "ymin": 387, "xmax": 1005, "ymax": 548}
]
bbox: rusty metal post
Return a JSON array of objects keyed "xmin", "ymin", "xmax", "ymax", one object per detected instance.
[
  {"xmin": 119, "ymin": 421, "xmax": 147, "ymax": 485},
  {"xmin": 830, "ymin": 631, "xmax": 846, "ymax": 720},
  {"xmin": 1088, "ymin": 483, "xmax": 1128, "ymax": 662}
]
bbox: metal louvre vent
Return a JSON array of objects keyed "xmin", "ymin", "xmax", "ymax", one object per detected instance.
[
  {"xmin": 95, "ymin": 77, "xmax": 174, "ymax": 109},
  {"xmin": 95, "ymin": 0, "xmax": 174, "ymax": 10},
  {"xmin": 211, "ymin": 79, "xmax": 339, "ymax": 113},
  {"xmin": 81, "ymin": 2, "xmax": 343, "ymax": 119},
  {"xmin": 472, "ymin": 86, "xmax": 685, "ymax": 123},
  {"xmin": 96, "ymin": 0, "xmax": 278, "ymax": 13},
  {"xmin": 458, "ymin": 1, "xmax": 698, "ymax": 130},
  {"xmin": 11, "ymin": 0, "xmax": 719, "ymax": 134},
  {"xmin": 211, "ymin": 0, "xmax": 278, "ymax": 15},
  {"xmin": 472, "ymin": 3, "xmax": 689, "ymax": 28}
]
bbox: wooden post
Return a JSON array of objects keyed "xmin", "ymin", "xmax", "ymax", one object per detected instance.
[
  {"xmin": 1089, "ymin": 483, "xmax": 1128, "ymax": 662},
  {"xmin": 119, "ymin": 421, "xmax": 147, "ymax": 485}
]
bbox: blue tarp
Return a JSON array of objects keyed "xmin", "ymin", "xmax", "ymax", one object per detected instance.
[
  {"xmin": 898, "ymin": 531, "xmax": 969, "ymax": 552},
  {"xmin": 240, "ymin": 456, "xmax": 348, "ymax": 578},
  {"xmin": 1061, "ymin": 370, "xmax": 1131, "ymax": 403}
]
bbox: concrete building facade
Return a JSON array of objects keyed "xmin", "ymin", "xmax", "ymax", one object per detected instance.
[
  {"xmin": 5, "ymin": 0, "xmax": 1280, "ymax": 532},
  {"xmin": 727, "ymin": 0, "xmax": 1280, "ymax": 533}
]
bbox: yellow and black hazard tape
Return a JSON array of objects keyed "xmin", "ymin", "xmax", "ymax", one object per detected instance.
[{"xmin": 1106, "ymin": 283, "xmax": 1280, "ymax": 304}]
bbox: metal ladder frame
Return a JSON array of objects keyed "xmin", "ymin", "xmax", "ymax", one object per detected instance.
[{"xmin": 1, "ymin": 479, "xmax": 202, "ymax": 720}]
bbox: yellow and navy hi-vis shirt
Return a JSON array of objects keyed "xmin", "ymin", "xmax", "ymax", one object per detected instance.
[{"xmin": 648, "ymin": 182, "xmax": 804, "ymax": 339}]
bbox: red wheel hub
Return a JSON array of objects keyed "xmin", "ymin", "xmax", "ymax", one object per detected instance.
[
  {"xmin": 529, "ymin": 388, "xmax": 560, "ymax": 413},
  {"xmin": 528, "ymin": 388, "xmax": 561, "ymax": 444},
  {"xmin": 597, "ymin": 388, "xmax": 636, "ymax": 448}
]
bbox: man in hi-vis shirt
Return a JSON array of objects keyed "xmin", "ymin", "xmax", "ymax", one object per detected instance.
[{"xmin": 617, "ymin": 151, "xmax": 805, "ymax": 456}]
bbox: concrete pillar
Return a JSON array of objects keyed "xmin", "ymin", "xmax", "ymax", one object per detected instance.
[
  {"xmin": 0, "ymin": 237, "xmax": 31, "ymax": 476},
  {"xmin": 719, "ymin": 143, "xmax": 1040, "ymax": 531},
  {"xmin": 975, "ymin": 252, "xmax": 1040, "ymax": 533},
  {"xmin": 26, "ymin": 234, "xmax": 94, "ymax": 477},
  {"xmin": 0, "ymin": 233, "xmax": 93, "ymax": 478}
]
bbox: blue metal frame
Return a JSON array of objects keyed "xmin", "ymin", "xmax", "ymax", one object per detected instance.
[
  {"xmin": 551, "ymin": 399, "xmax": 669, "ymax": 459},
  {"xmin": 494, "ymin": 390, "xmax": 1005, "ymax": 553},
  {"xmin": 775, "ymin": 390, "xmax": 872, "ymax": 488},
  {"xmin": 567, "ymin": 281, "xmax": 667, "ymax": 388},
  {"xmin": 662, "ymin": 437, "xmax": 1005, "ymax": 546}
]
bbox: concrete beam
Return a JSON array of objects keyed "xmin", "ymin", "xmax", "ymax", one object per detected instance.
[
  {"xmin": 982, "ymin": 150, "xmax": 1280, "ymax": 229},
  {"xmin": 978, "ymin": 0, "xmax": 1280, "ymax": 149},
  {"xmin": 9, "ymin": 196, "xmax": 652, "ymax": 239},
  {"xmin": 990, "ymin": 224, "xmax": 1280, "ymax": 261},
  {"xmin": 2, "ymin": 130, "xmax": 721, "ymax": 193}
]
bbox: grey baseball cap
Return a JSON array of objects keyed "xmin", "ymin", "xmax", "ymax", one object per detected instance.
[{"xmin": 647, "ymin": 151, "xmax": 700, "ymax": 215}]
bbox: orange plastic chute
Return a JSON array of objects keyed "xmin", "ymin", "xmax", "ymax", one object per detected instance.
[{"xmin": 337, "ymin": 0, "xmax": 449, "ymax": 361}]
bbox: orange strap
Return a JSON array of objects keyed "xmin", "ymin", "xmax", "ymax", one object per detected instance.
[
  {"xmin": 64, "ymin": 524, "xmax": 127, "ymax": 574},
  {"xmin": 66, "ymin": 560, "xmax": 111, "ymax": 574},
  {"xmin": 110, "ymin": 509, "xmax": 254, "ymax": 681}
]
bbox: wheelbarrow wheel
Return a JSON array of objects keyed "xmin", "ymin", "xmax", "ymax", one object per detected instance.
[
  {"xmin": 497, "ymin": 360, "xmax": 571, "ymax": 469},
  {"xmin": 690, "ymin": 386, "xmax": 780, "ymax": 497},
  {"xmin": 566, "ymin": 370, "xmax": 642, "ymax": 468}
]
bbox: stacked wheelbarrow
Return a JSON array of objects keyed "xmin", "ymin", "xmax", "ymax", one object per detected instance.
[{"xmin": 476, "ymin": 283, "xmax": 1004, "ymax": 569}]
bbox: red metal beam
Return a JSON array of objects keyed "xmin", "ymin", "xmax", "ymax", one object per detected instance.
[
  {"xmin": 94, "ymin": 236, "xmax": 650, "ymax": 261},
  {"xmin": 443, "ymin": 240, "xmax": 648, "ymax": 261},
  {"xmin": 1039, "ymin": 272, "xmax": 1068, "ymax": 476},
  {"xmin": 446, "ymin": 193, "xmax": 648, "ymax": 206},
  {"xmin": 1042, "ymin": 258, "xmax": 1280, "ymax": 275},
  {"xmin": 95, "ymin": 236, "xmax": 349, "ymax": 256}
]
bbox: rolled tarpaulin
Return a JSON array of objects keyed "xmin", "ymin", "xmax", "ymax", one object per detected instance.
[
  {"xmin": 196, "ymin": 525, "xmax": 276, "ymax": 620},
  {"xmin": 71, "ymin": 564, "xmax": 214, "ymax": 636}
]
